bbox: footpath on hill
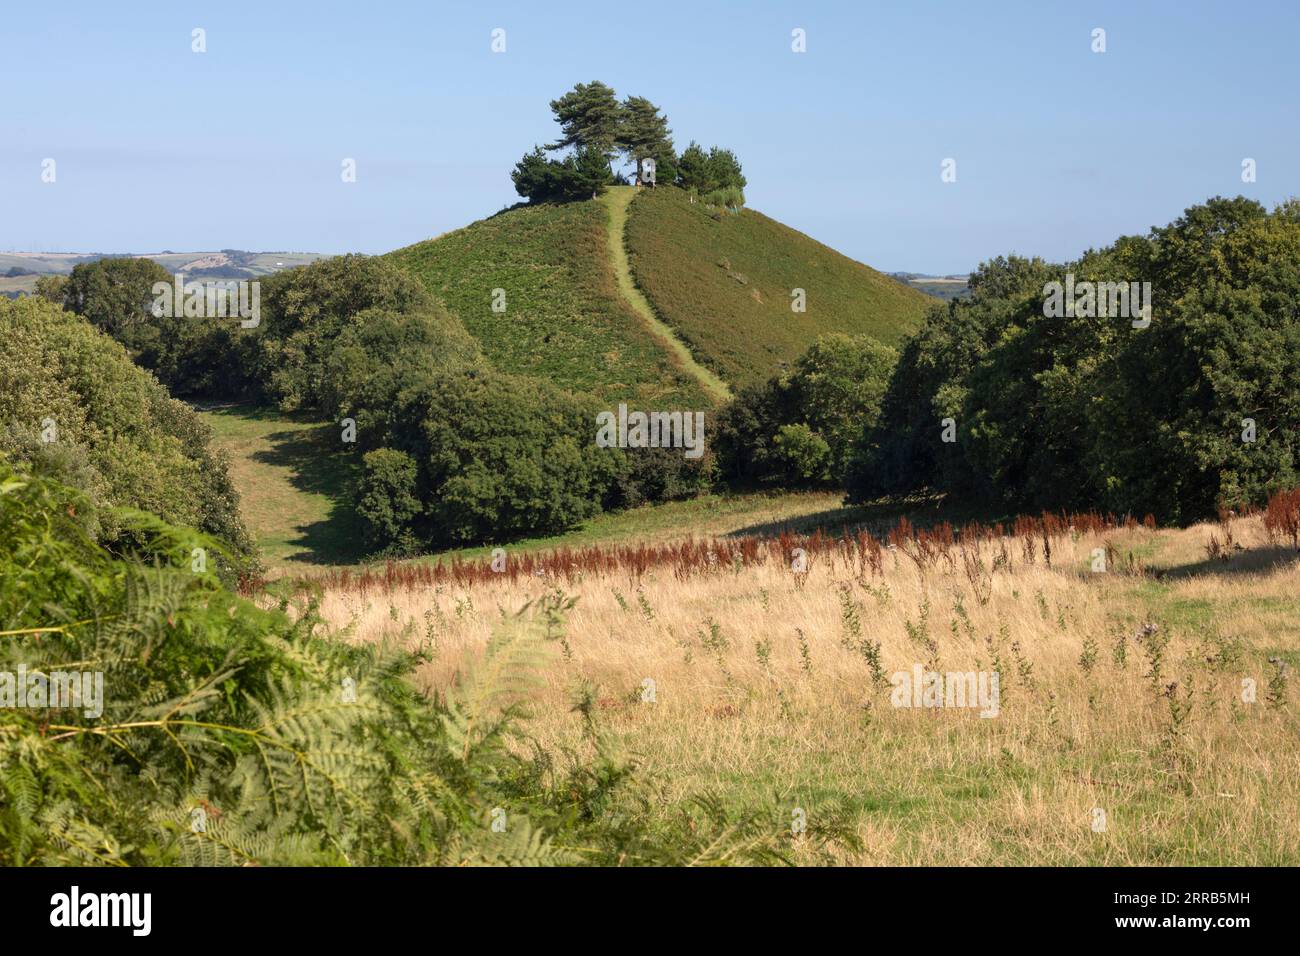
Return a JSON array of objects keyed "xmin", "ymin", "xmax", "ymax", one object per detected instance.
[{"xmin": 598, "ymin": 186, "xmax": 732, "ymax": 403}]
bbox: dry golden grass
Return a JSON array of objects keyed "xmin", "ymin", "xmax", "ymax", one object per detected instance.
[{"xmin": 313, "ymin": 514, "xmax": 1300, "ymax": 865}]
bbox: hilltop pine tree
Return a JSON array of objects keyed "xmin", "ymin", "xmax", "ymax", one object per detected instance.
[{"xmin": 618, "ymin": 95, "xmax": 674, "ymax": 185}]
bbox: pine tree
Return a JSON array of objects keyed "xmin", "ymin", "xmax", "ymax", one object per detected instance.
[
  {"xmin": 547, "ymin": 82, "xmax": 622, "ymax": 161},
  {"xmin": 618, "ymin": 96, "xmax": 674, "ymax": 185}
]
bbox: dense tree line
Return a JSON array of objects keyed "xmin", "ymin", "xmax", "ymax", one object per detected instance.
[{"xmin": 845, "ymin": 197, "xmax": 1300, "ymax": 523}]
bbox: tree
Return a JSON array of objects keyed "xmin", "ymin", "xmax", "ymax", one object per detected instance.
[
  {"xmin": 787, "ymin": 333, "xmax": 897, "ymax": 480},
  {"xmin": 572, "ymin": 145, "xmax": 613, "ymax": 198},
  {"xmin": 320, "ymin": 307, "xmax": 481, "ymax": 446},
  {"xmin": 512, "ymin": 145, "xmax": 610, "ymax": 203},
  {"xmin": 547, "ymin": 81, "xmax": 622, "ymax": 160},
  {"xmin": 56, "ymin": 257, "xmax": 260, "ymax": 400},
  {"xmin": 675, "ymin": 142, "xmax": 747, "ymax": 205},
  {"xmin": 254, "ymin": 254, "xmax": 432, "ymax": 410},
  {"xmin": 847, "ymin": 255, "xmax": 1057, "ymax": 504},
  {"xmin": 386, "ymin": 366, "xmax": 621, "ymax": 546},
  {"xmin": 61, "ymin": 256, "xmax": 170, "ymax": 338},
  {"xmin": 847, "ymin": 198, "xmax": 1300, "ymax": 523},
  {"xmin": 357, "ymin": 448, "xmax": 422, "ymax": 554},
  {"xmin": 716, "ymin": 333, "xmax": 897, "ymax": 488},
  {"xmin": 706, "ymin": 147, "xmax": 746, "ymax": 192},
  {"xmin": 512, "ymin": 146, "xmax": 563, "ymax": 202},
  {"xmin": 33, "ymin": 274, "xmax": 68, "ymax": 303},
  {"xmin": 618, "ymin": 96, "xmax": 674, "ymax": 185},
  {"xmin": 677, "ymin": 142, "xmax": 710, "ymax": 191}
]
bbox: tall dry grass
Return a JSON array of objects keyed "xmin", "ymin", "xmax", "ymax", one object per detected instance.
[{"xmin": 305, "ymin": 513, "xmax": 1299, "ymax": 865}]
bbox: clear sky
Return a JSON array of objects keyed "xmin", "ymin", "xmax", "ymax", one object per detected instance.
[{"xmin": 3, "ymin": 0, "xmax": 1297, "ymax": 274}]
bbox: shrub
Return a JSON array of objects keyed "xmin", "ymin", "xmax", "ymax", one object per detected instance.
[
  {"xmin": 606, "ymin": 446, "xmax": 714, "ymax": 510},
  {"xmin": 701, "ymin": 186, "xmax": 745, "ymax": 209},
  {"xmin": 0, "ymin": 296, "xmax": 255, "ymax": 572},
  {"xmin": 357, "ymin": 448, "xmax": 422, "ymax": 554},
  {"xmin": 771, "ymin": 423, "xmax": 833, "ymax": 483}
]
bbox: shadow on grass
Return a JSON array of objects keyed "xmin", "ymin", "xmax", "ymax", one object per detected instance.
[
  {"xmin": 722, "ymin": 493, "xmax": 977, "ymax": 540},
  {"xmin": 1156, "ymin": 545, "xmax": 1300, "ymax": 581},
  {"xmin": 250, "ymin": 426, "xmax": 367, "ymax": 566}
]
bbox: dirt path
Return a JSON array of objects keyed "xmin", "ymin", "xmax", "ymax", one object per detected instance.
[{"xmin": 598, "ymin": 186, "xmax": 732, "ymax": 403}]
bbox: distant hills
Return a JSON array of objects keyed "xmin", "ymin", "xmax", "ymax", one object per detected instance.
[
  {"xmin": 0, "ymin": 250, "xmax": 328, "ymax": 298},
  {"xmin": 888, "ymin": 272, "xmax": 970, "ymax": 301}
]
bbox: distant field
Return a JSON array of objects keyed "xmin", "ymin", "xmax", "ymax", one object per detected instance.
[
  {"xmin": 0, "ymin": 275, "xmax": 38, "ymax": 297},
  {"xmin": 624, "ymin": 188, "xmax": 934, "ymax": 388},
  {"xmin": 387, "ymin": 201, "xmax": 712, "ymax": 409}
]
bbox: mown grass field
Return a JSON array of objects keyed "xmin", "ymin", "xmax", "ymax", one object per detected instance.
[
  {"xmin": 200, "ymin": 404, "xmax": 364, "ymax": 571},
  {"xmin": 317, "ymin": 513, "xmax": 1300, "ymax": 865},
  {"xmin": 625, "ymin": 187, "xmax": 935, "ymax": 388},
  {"xmin": 386, "ymin": 200, "xmax": 712, "ymax": 408}
]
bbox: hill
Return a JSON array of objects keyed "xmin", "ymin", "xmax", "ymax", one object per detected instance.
[
  {"xmin": 624, "ymin": 187, "xmax": 934, "ymax": 388},
  {"xmin": 387, "ymin": 187, "xmax": 934, "ymax": 403},
  {"xmin": 386, "ymin": 200, "xmax": 713, "ymax": 409}
]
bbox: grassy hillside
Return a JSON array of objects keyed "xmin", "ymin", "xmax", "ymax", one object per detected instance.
[
  {"xmin": 387, "ymin": 201, "xmax": 712, "ymax": 408},
  {"xmin": 625, "ymin": 187, "xmax": 934, "ymax": 388},
  {"xmin": 598, "ymin": 187, "xmax": 731, "ymax": 402}
]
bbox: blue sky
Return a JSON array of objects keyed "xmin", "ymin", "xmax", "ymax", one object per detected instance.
[{"xmin": 3, "ymin": 0, "xmax": 1297, "ymax": 273}]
